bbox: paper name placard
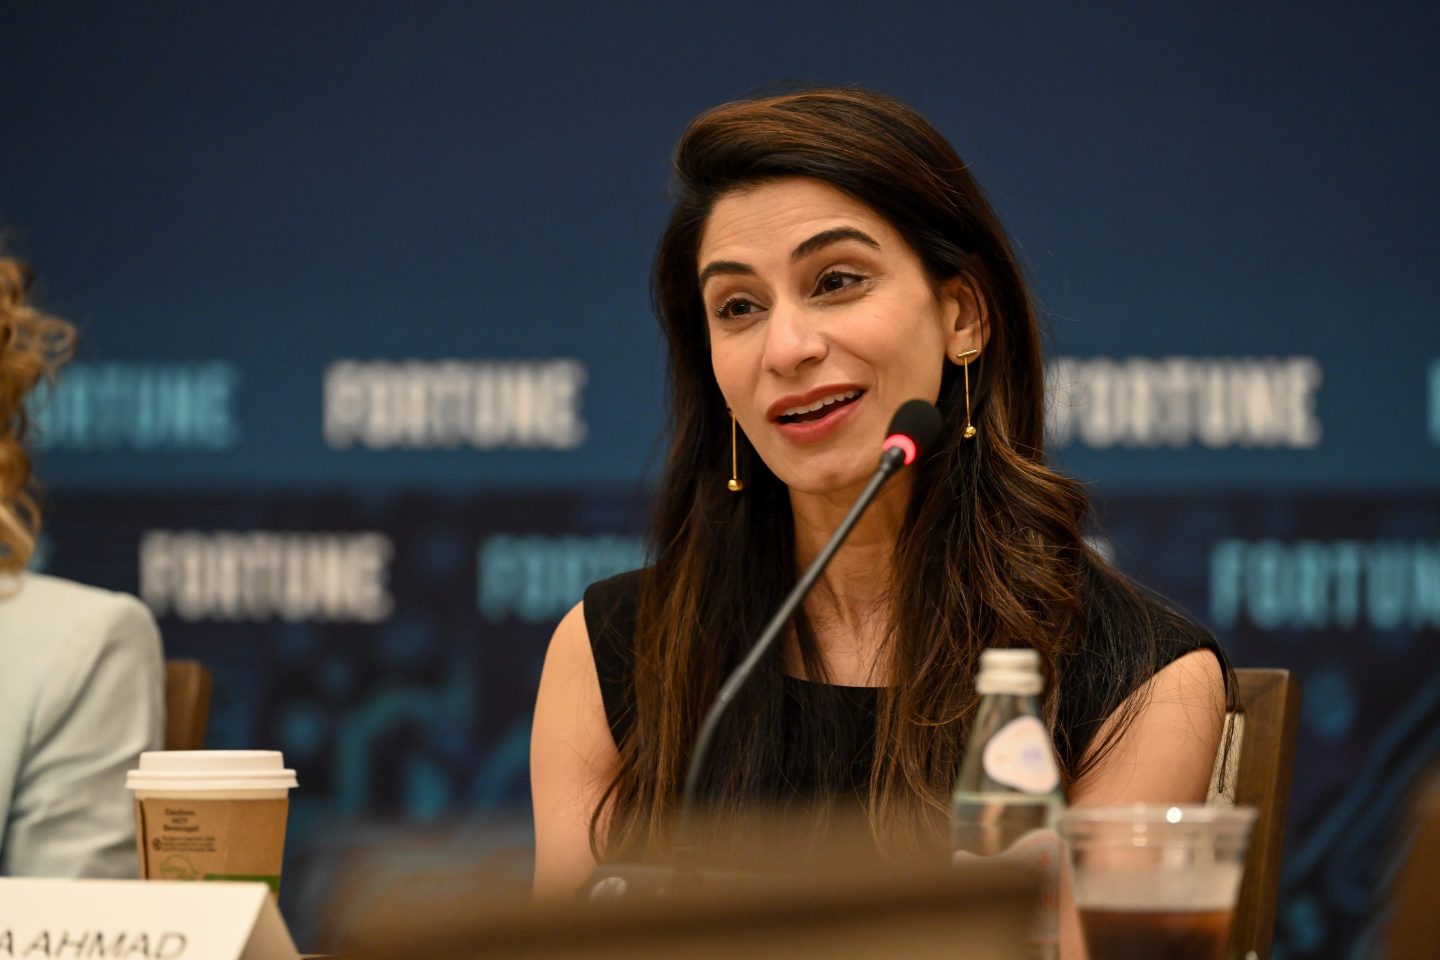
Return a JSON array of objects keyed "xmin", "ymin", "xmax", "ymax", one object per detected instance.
[{"xmin": 0, "ymin": 878, "xmax": 298, "ymax": 960}]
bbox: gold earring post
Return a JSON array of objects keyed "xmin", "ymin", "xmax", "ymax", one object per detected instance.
[
  {"xmin": 727, "ymin": 411, "xmax": 744, "ymax": 491},
  {"xmin": 956, "ymin": 349, "xmax": 979, "ymax": 439}
]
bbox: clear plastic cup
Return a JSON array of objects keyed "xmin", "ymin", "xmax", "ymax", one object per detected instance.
[{"xmin": 1057, "ymin": 805, "xmax": 1256, "ymax": 960}]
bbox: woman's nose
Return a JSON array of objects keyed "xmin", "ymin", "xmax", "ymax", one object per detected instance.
[{"xmin": 761, "ymin": 301, "xmax": 826, "ymax": 377}]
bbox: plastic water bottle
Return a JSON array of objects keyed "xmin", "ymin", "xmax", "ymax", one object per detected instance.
[{"xmin": 951, "ymin": 648, "xmax": 1065, "ymax": 960}]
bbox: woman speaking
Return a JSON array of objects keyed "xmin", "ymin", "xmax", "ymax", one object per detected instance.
[{"xmin": 531, "ymin": 89, "xmax": 1226, "ymax": 902}]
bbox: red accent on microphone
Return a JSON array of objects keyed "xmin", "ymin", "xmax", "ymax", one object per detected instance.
[{"xmin": 883, "ymin": 433, "xmax": 918, "ymax": 466}]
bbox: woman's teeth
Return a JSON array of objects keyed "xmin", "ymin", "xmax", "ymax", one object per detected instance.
[{"xmin": 779, "ymin": 389, "xmax": 863, "ymax": 424}]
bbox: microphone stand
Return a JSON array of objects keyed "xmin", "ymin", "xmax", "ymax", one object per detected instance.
[
  {"xmin": 583, "ymin": 397, "xmax": 941, "ymax": 902},
  {"xmin": 675, "ymin": 444, "xmax": 909, "ymax": 853}
]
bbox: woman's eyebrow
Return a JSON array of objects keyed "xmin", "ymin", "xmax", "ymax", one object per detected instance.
[
  {"xmin": 790, "ymin": 227, "xmax": 880, "ymax": 262},
  {"xmin": 697, "ymin": 227, "xmax": 880, "ymax": 289},
  {"xmin": 698, "ymin": 260, "xmax": 753, "ymax": 288}
]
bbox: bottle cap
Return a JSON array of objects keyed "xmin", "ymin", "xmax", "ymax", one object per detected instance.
[{"xmin": 976, "ymin": 648, "xmax": 1044, "ymax": 695}]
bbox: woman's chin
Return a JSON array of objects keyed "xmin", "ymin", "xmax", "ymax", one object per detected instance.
[{"xmin": 772, "ymin": 460, "xmax": 874, "ymax": 500}]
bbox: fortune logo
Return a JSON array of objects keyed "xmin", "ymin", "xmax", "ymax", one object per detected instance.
[
  {"xmin": 477, "ymin": 533, "xmax": 645, "ymax": 623},
  {"xmin": 1210, "ymin": 539, "xmax": 1440, "ymax": 632},
  {"xmin": 31, "ymin": 361, "xmax": 240, "ymax": 450},
  {"xmin": 139, "ymin": 530, "xmax": 394, "ymax": 623},
  {"xmin": 1046, "ymin": 356, "xmax": 1322, "ymax": 449},
  {"xmin": 323, "ymin": 358, "xmax": 587, "ymax": 450}
]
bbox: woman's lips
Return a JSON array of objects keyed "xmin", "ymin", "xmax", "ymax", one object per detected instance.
[{"xmin": 773, "ymin": 390, "xmax": 865, "ymax": 443}]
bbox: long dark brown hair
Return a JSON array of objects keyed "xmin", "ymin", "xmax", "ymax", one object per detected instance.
[{"xmin": 594, "ymin": 88, "xmax": 1224, "ymax": 858}]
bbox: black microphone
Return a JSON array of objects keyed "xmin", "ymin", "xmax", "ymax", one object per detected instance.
[{"xmin": 676, "ymin": 399, "xmax": 944, "ymax": 843}]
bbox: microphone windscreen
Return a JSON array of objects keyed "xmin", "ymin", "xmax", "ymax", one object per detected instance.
[{"xmin": 885, "ymin": 400, "xmax": 944, "ymax": 460}]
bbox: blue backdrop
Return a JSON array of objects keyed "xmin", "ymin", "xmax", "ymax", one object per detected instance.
[{"xmin": 4, "ymin": 3, "xmax": 1437, "ymax": 956}]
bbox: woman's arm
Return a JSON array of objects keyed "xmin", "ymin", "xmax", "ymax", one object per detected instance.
[
  {"xmin": 4, "ymin": 592, "xmax": 163, "ymax": 878},
  {"xmin": 1059, "ymin": 648, "xmax": 1228, "ymax": 959},
  {"xmin": 1069, "ymin": 648, "xmax": 1227, "ymax": 808},
  {"xmin": 530, "ymin": 601, "xmax": 621, "ymax": 898}
]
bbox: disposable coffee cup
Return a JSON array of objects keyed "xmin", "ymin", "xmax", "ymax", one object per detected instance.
[{"xmin": 126, "ymin": 750, "xmax": 298, "ymax": 893}]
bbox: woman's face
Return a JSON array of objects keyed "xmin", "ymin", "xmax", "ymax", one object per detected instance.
[{"xmin": 697, "ymin": 177, "xmax": 981, "ymax": 497}]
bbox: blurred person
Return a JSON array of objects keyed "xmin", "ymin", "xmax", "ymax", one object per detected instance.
[
  {"xmin": 531, "ymin": 89, "xmax": 1227, "ymax": 911},
  {"xmin": 0, "ymin": 255, "xmax": 164, "ymax": 877}
]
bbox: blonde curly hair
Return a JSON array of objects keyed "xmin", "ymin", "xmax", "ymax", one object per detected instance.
[{"xmin": 0, "ymin": 258, "xmax": 76, "ymax": 575}]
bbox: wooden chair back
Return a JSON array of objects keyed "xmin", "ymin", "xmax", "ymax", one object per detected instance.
[
  {"xmin": 164, "ymin": 658, "xmax": 214, "ymax": 751},
  {"xmin": 1382, "ymin": 769, "xmax": 1440, "ymax": 958},
  {"xmin": 1207, "ymin": 668, "xmax": 1302, "ymax": 960}
]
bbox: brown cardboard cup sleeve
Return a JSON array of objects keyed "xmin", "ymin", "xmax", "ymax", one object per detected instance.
[{"xmin": 126, "ymin": 750, "xmax": 298, "ymax": 893}]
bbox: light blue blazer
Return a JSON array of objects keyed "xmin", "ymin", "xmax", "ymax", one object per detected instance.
[{"xmin": 0, "ymin": 573, "xmax": 164, "ymax": 877}]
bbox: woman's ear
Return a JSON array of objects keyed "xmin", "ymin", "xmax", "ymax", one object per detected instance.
[{"xmin": 940, "ymin": 276, "xmax": 989, "ymax": 358}]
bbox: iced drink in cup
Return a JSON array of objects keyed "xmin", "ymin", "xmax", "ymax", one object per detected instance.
[
  {"xmin": 126, "ymin": 751, "xmax": 298, "ymax": 892},
  {"xmin": 1057, "ymin": 805, "xmax": 1256, "ymax": 960}
]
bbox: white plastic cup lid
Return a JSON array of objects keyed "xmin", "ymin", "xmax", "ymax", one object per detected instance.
[{"xmin": 125, "ymin": 750, "xmax": 298, "ymax": 793}]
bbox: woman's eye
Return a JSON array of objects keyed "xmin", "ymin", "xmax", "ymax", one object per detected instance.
[
  {"xmin": 814, "ymin": 271, "xmax": 863, "ymax": 296},
  {"xmin": 715, "ymin": 297, "xmax": 760, "ymax": 320}
]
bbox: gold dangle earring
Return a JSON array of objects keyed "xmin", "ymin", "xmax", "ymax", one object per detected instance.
[
  {"xmin": 955, "ymin": 349, "xmax": 979, "ymax": 439},
  {"xmin": 727, "ymin": 410, "xmax": 745, "ymax": 492}
]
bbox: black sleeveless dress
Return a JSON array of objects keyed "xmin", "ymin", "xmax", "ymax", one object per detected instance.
[{"xmin": 583, "ymin": 569, "xmax": 1223, "ymax": 800}]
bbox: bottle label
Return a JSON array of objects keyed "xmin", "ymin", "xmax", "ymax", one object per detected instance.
[{"xmin": 982, "ymin": 715, "xmax": 1060, "ymax": 794}]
